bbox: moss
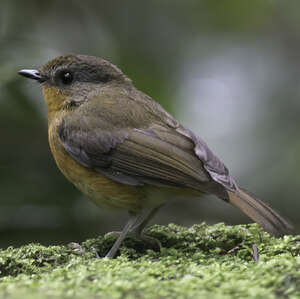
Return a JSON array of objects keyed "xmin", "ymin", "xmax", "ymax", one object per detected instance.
[{"xmin": 0, "ymin": 223, "xmax": 299, "ymax": 299}]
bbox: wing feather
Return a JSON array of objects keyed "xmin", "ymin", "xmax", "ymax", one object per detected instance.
[{"xmin": 58, "ymin": 120, "xmax": 211, "ymax": 190}]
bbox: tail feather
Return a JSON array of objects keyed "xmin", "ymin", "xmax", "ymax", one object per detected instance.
[{"xmin": 227, "ymin": 188, "xmax": 292, "ymax": 237}]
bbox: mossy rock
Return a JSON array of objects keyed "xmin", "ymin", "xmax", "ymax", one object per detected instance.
[{"xmin": 0, "ymin": 223, "xmax": 299, "ymax": 299}]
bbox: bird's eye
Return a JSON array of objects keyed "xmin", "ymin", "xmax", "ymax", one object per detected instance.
[{"xmin": 60, "ymin": 71, "xmax": 73, "ymax": 85}]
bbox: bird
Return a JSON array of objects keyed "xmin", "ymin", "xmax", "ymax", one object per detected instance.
[{"xmin": 18, "ymin": 54, "xmax": 292, "ymax": 258}]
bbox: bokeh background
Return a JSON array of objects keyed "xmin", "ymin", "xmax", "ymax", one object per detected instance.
[{"xmin": 1, "ymin": 0, "xmax": 299, "ymax": 248}]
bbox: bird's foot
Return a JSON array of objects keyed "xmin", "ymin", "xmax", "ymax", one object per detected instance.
[
  {"xmin": 105, "ymin": 231, "xmax": 161, "ymax": 251},
  {"xmin": 137, "ymin": 233, "xmax": 162, "ymax": 251}
]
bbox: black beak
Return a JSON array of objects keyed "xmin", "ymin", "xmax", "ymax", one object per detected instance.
[{"xmin": 18, "ymin": 69, "xmax": 45, "ymax": 83}]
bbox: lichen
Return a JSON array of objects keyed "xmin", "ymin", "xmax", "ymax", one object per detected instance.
[{"xmin": 0, "ymin": 223, "xmax": 299, "ymax": 299}]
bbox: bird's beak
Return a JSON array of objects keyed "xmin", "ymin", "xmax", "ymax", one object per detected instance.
[{"xmin": 18, "ymin": 69, "xmax": 46, "ymax": 83}]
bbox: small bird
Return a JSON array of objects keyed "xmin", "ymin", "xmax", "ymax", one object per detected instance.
[{"xmin": 19, "ymin": 55, "xmax": 292, "ymax": 258}]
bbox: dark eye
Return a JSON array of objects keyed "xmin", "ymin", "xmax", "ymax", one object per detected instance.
[
  {"xmin": 55, "ymin": 70, "xmax": 74, "ymax": 85},
  {"xmin": 60, "ymin": 71, "xmax": 73, "ymax": 85}
]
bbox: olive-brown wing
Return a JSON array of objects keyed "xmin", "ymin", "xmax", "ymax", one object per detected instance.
[{"xmin": 58, "ymin": 120, "xmax": 212, "ymax": 190}]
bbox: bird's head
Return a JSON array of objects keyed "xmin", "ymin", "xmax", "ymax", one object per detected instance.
[{"xmin": 19, "ymin": 54, "xmax": 131, "ymax": 116}]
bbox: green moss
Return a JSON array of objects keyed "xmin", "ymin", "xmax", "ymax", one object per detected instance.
[{"xmin": 0, "ymin": 223, "xmax": 299, "ymax": 299}]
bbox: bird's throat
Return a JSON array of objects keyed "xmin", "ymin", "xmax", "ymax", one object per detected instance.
[{"xmin": 42, "ymin": 86, "xmax": 71, "ymax": 123}]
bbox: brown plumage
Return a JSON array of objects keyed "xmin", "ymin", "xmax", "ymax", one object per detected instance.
[{"xmin": 18, "ymin": 54, "xmax": 292, "ymax": 258}]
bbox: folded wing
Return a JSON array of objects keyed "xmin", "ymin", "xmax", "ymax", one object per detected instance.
[{"xmin": 58, "ymin": 118, "xmax": 218, "ymax": 192}]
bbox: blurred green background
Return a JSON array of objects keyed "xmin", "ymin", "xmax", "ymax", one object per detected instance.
[{"xmin": 1, "ymin": 0, "xmax": 299, "ymax": 248}]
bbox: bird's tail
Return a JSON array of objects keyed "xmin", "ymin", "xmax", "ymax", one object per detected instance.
[{"xmin": 227, "ymin": 188, "xmax": 292, "ymax": 236}]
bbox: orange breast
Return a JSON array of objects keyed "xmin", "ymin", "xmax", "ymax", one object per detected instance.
[{"xmin": 48, "ymin": 119, "xmax": 145, "ymax": 212}]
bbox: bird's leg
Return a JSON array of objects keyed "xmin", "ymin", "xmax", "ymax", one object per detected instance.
[
  {"xmin": 105, "ymin": 213, "xmax": 140, "ymax": 258},
  {"xmin": 129, "ymin": 205, "xmax": 163, "ymax": 250},
  {"xmin": 104, "ymin": 209, "xmax": 153, "ymax": 239},
  {"xmin": 130, "ymin": 205, "xmax": 162, "ymax": 233},
  {"xmin": 105, "ymin": 205, "xmax": 163, "ymax": 258}
]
